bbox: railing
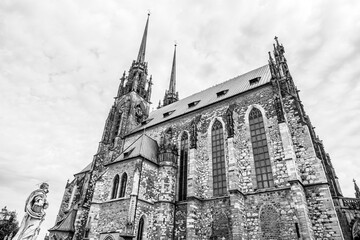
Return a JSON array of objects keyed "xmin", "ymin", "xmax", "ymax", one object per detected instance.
[{"xmin": 342, "ymin": 197, "xmax": 360, "ymax": 210}]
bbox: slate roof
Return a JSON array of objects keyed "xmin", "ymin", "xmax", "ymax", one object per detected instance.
[
  {"xmin": 130, "ymin": 64, "xmax": 271, "ymax": 134},
  {"xmin": 74, "ymin": 162, "xmax": 91, "ymax": 176},
  {"xmin": 49, "ymin": 209, "xmax": 77, "ymax": 232},
  {"xmin": 107, "ymin": 134, "xmax": 158, "ymax": 165}
]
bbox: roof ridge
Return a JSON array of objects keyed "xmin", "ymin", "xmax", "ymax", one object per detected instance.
[
  {"xmin": 153, "ymin": 64, "xmax": 269, "ymax": 112},
  {"xmin": 128, "ymin": 64, "xmax": 271, "ymax": 135}
]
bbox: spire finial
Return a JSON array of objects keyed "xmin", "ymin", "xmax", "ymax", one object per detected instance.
[
  {"xmin": 274, "ymin": 36, "xmax": 279, "ymax": 46},
  {"xmin": 137, "ymin": 14, "xmax": 150, "ymax": 63}
]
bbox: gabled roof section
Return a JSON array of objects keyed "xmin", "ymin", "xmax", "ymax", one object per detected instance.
[
  {"xmin": 130, "ymin": 64, "xmax": 271, "ymax": 133},
  {"xmin": 108, "ymin": 134, "xmax": 158, "ymax": 165},
  {"xmin": 49, "ymin": 209, "xmax": 77, "ymax": 232}
]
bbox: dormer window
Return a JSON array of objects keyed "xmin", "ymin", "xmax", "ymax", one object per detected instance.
[
  {"xmin": 188, "ymin": 100, "xmax": 200, "ymax": 108},
  {"xmin": 216, "ymin": 89, "xmax": 229, "ymax": 97},
  {"xmin": 163, "ymin": 110, "xmax": 175, "ymax": 118},
  {"xmin": 124, "ymin": 148, "xmax": 134, "ymax": 158},
  {"xmin": 141, "ymin": 118, "xmax": 153, "ymax": 126},
  {"xmin": 249, "ymin": 77, "xmax": 261, "ymax": 85}
]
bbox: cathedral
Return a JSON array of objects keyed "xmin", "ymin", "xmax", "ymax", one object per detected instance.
[{"xmin": 49, "ymin": 15, "xmax": 360, "ymax": 240}]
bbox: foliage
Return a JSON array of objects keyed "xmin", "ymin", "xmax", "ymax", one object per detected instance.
[{"xmin": 0, "ymin": 211, "xmax": 19, "ymax": 239}]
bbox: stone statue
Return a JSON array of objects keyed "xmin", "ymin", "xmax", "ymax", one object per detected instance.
[
  {"xmin": 225, "ymin": 108, "xmax": 234, "ymax": 138},
  {"xmin": 13, "ymin": 183, "xmax": 49, "ymax": 240}
]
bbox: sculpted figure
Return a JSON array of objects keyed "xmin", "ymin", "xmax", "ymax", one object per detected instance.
[{"xmin": 13, "ymin": 183, "xmax": 49, "ymax": 240}]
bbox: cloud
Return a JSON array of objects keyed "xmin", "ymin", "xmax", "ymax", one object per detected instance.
[{"xmin": 1, "ymin": 0, "xmax": 360, "ymax": 239}]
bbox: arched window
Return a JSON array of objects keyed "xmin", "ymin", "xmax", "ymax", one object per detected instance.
[
  {"xmin": 119, "ymin": 173, "xmax": 127, "ymax": 198},
  {"xmin": 179, "ymin": 132, "xmax": 189, "ymax": 201},
  {"xmin": 260, "ymin": 205, "xmax": 280, "ymax": 239},
  {"xmin": 212, "ymin": 120, "xmax": 227, "ymax": 196},
  {"xmin": 249, "ymin": 108, "xmax": 274, "ymax": 189},
  {"xmin": 104, "ymin": 236, "xmax": 114, "ymax": 240},
  {"xmin": 137, "ymin": 217, "xmax": 145, "ymax": 240},
  {"xmin": 111, "ymin": 175, "xmax": 119, "ymax": 199}
]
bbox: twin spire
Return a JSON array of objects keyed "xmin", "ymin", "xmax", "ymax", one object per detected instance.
[
  {"xmin": 162, "ymin": 44, "xmax": 179, "ymax": 107},
  {"xmin": 117, "ymin": 13, "xmax": 179, "ymax": 107}
]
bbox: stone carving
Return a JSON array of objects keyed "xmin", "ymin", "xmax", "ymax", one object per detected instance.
[
  {"xmin": 225, "ymin": 108, "xmax": 234, "ymax": 138},
  {"xmin": 13, "ymin": 183, "xmax": 49, "ymax": 240},
  {"xmin": 190, "ymin": 115, "xmax": 201, "ymax": 149},
  {"xmin": 134, "ymin": 104, "xmax": 144, "ymax": 124},
  {"xmin": 159, "ymin": 128, "xmax": 177, "ymax": 153},
  {"xmin": 274, "ymin": 96, "xmax": 285, "ymax": 123}
]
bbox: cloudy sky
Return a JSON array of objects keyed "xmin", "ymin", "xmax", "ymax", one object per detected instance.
[{"xmin": 1, "ymin": 0, "xmax": 360, "ymax": 238}]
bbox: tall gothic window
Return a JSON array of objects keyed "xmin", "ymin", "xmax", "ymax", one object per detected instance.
[
  {"xmin": 137, "ymin": 217, "xmax": 145, "ymax": 240},
  {"xmin": 212, "ymin": 120, "xmax": 227, "ymax": 196},
  {"xmin": 119, "ymin": 173, "xmax": 127, "ymax": 198},
  {"xmin": 249, "ymin": 108, "xmax": 274, "ymax": 189},
  {"xmin": 179, "ymin": 132, "xmax": 189, "ymax": 201},
  {"xmin": 111, "ymin": 175, "xmax": 119, "ymax": 199}
]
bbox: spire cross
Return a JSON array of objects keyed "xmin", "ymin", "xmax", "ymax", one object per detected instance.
[{"xmin": 274, "ymin": 36, "xmax": 279, "ymax": 46}]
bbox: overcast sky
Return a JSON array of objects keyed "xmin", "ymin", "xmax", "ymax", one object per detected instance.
[{"xmin": 1, "ymin": 0, "xmax": 360, "ymax": 239}]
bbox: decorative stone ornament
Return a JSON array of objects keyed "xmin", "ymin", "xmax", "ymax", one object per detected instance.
[
  {"xmin": 225, "ymin": 108, "xmax": 234, "ymax": 138},
  {"xmin": 189, "ymin": 115, "xmax": 201, "ymax": 149}
]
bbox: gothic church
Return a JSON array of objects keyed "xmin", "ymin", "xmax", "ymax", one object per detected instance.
[{"xmin": 49, "ymin": 14, "xmax": 360, "ymax": 240}]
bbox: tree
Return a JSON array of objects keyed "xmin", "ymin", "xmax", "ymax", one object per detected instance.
[{"xmin": 0, "ymin": 207, "xmax": 19, "ymax": 240}]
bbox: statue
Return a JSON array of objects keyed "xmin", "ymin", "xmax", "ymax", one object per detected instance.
[
  {"xmin": 190, "ymin": 115, "xmax": 201, "ymax": 149},
  {"xmin": 225, "ymin": 108, "xmax": 234, "ymax": 138},
  {"xmin": 12, "ymin": 183, "xmax": 49, "ymax": 240}
]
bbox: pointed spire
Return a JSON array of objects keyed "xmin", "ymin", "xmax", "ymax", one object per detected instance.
[
  {"xmin": 168, "ymin": 44, "xmax": 177, "ymax": 94},
  {"xmin": 354, "ymin": 179, "xmax": 360, "ymax": 198},
  {"xmin": 137, "ymin": 13, "xmax": 150, "ymax": 63},
  {"xmin": 163, "ymin": 44, "xmax": 179, "ymax": 107}
]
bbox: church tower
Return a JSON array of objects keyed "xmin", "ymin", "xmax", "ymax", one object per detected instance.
[
  {"xmin": 49, "ymin": 14, "xmax": 154, "ymax": 240},
  {"xmin": 51, "ymin": 19, "xmax": 360, "ymax": 239},
  {"xmin": 162, "ymin": 44, "xmax": 178, "ymax": 106},
  {"xmin": 100, "ymin": 13, "xmax": 153, "ymax": 156}
]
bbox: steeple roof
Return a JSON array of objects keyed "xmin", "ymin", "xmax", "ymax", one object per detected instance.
[
  {"xmin": 169, "ymin": 44, "xmax": 177, "ymax": 93},
  {"xmin": 137, "ymin": 14, "xmax": 150, "ymax": 63},
  {"xmin": 162, "ymin": 44, "xmax": 179, "ymax": 107}
]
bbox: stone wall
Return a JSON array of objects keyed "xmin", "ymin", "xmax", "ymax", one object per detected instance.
[
  {"xmin": 97, "ymin": 199, "xmax": 130, "ymax": 233},
  {"xmin": 305, "ymin": 185, "xmax": 344, "ymax": 239},
  {"xmin": 134, "ymin": 200, "xmax": 155, "ymax": 240},
  {"xmin": 139, "ymin": 161, "xmax": 159, "ymax": 203},
  {"xmin": 245, "ymin": 189, "xmax": 299, "ymax": 240},
  {"xmin": 81, "ymin": 83, "xmax": 345, "ymax": 239}
]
